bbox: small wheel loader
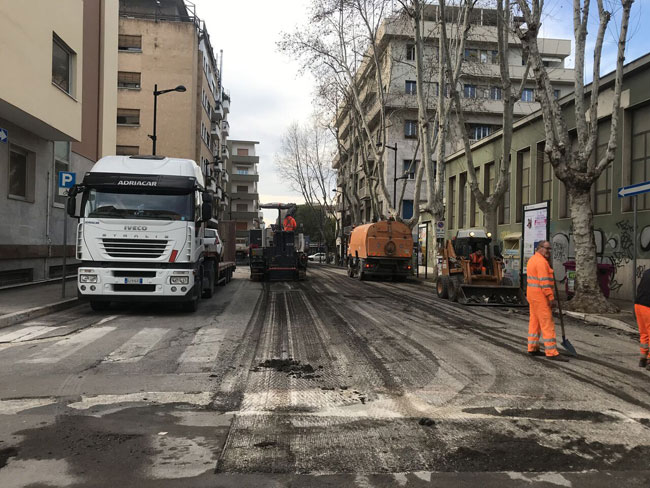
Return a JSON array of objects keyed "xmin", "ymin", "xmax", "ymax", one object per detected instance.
[{"xmin": 436, "ymin": 229, "xmax": 526, "ymax": 306}]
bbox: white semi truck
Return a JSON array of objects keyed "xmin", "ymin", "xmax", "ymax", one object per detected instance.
[{"xmin": 66, "ymin": 155, "xmax": 233, "ymax": 312}]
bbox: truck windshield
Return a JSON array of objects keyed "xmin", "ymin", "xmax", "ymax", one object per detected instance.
[{"xmin": 83, "ymin": 189, "xmax": 193, "ymax": 221}]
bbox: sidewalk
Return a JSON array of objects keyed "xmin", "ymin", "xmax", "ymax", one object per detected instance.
[{"xmin": 0, "ymin": 279, "xmax": 81, "ymax": 329}]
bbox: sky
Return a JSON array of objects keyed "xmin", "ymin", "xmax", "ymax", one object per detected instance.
[{"xmin": 193, "ymin": 0, "xmax": 650, "ymax": 224}]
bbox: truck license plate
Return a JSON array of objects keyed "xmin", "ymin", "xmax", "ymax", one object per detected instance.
[{"xmin": 124, "ymin": 278, "xmax": 143, "ymax": 284}]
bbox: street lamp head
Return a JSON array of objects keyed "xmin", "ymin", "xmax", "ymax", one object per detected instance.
[{"xmin": 174, "ymin": 85, "xmax": 187, "ymax": 92}]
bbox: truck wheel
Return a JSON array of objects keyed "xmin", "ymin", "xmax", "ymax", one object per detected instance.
[
  {"xmin": 448, "ymin": 278, "xmax": 459, "ymax": 302},
  {"xmin": 436, "ymin": 276, "xmax": 449, "ymax": 299},
  {"xmin": 90, "ymin": 300, "xmax": 110, "ymax": 312},
  {"xmin": 357, "ymin": 260, "xmax": 366, "ymax": 281},
  {"xmin": 347, "ymin": 260, "xmax": 355, "ymax": 278},
  {"xmin": 202, "ymin": 268, "xmax": 214, "ymax": 298}
]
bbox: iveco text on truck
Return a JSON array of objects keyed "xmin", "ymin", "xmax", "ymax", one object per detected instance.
[{"xmin": 67, "ymin": 155, "xmax": 233, "ymax": 312}]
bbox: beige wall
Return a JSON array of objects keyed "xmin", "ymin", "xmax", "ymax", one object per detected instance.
[
  {"xmin": 0, "ymin": 0, "xmax": 84, "ymax": 141},
  {"xmin": 117, "ymin": 17, "xmax": 197, "ymax": 158},
  {"xmin": 99, "ymin": 0, "xmax": 119, "ymax": 157}
]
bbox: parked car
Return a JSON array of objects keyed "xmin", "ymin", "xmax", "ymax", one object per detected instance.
[{"xmin": 308, "ymin": 252, "xmax": 327, "ymax": 262}]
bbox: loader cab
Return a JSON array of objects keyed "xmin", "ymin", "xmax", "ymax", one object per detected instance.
[{"xmin": 453, "ymin": 229, "xmax": 492, "ymax": 259}]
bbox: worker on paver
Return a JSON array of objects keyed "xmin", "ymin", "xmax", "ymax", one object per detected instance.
[
  {"xmin": 634, "ymin": 268, "xmax": 650, "ymax": 370},
  {"xmin": 283, "ymin": 208, "xmax": 297, "ymax": 232},
  {"xmin": 526, "ymin": 240, "xmax": 568, "ymax": 361},
  {"xmin": 470, "ymin": 249, "xmax": 486, "ymax": 274}
]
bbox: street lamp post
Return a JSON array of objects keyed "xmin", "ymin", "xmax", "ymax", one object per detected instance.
[{"xmin": 148, "ymin": 83, "xmax": 186, "ymax": 155}]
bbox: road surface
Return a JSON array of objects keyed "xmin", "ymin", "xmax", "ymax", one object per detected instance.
[{"xmin": 0, "ymin": 265, "xmax": 648, "ymax": 487}]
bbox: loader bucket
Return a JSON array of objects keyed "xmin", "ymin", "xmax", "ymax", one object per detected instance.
[{"xmin": 458, "ymin": 284, "xmax": 527, "ymax": 307}]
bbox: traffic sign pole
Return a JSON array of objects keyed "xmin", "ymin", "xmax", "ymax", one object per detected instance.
[{"xmin": 62, "ymin": 208, "xmax": 67, "ymax": 298}]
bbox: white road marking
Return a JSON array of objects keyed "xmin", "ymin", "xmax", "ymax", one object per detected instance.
[
  {"xmin": 0, "ymin": 326, "xmax": 56, "ymax": 343},
  {"xmin": 103, "ymin": 327, "xmax": 168, "ymax": 363},
  {"xmin": 20, "ymin": 326, "xmax": 116, "ymax": 364},
  {"xmin": 177, "ymin": 327, "xmax": 225, "ymax": 370}
]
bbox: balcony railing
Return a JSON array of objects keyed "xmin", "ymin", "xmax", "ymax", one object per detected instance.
[{"xmin": 222, "ymin": 120, "xmax": 230, "ymax": 136}]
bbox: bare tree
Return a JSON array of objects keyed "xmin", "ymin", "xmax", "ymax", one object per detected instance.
[
  {"xmin": 515, "ymin": 0, "xmax": 634, "ymax": 312},
  {"xmin": 276, "ymin": 118, "xmax": 338, "ymax": 245}
]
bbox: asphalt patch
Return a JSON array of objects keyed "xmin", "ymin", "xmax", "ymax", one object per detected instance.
[
  {"xmin": 0, "ymin": 447, "xmax": 18, "ymax": 469},
  {"xmin": 257, "ymin": 358, "xmax": 321, "ymax": 379},
  {"xmin": 462, "ymin": 407, "xmax": 618, "ymax": 423}
]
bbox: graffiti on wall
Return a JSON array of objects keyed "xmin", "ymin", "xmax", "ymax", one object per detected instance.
[
  {"xmin": 551, "ymin": 233, "xmax": 570, "ymax": 281},
  {"xmin": 603, "ymin": 220, "xmax": 635, "ymax": 294}
]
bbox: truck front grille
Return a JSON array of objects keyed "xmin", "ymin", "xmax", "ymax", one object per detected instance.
[
  {"xmin": 113, "ymin": 284, "xmax": 156, "ymax": 292},
  {"xmin": 101, "ymin": 238, "xmax": 168, "ymax": 259}
]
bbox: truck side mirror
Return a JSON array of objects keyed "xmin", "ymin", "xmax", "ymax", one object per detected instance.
[
  {"xmin": 201, "ymin": 192, "xmax": 213, "ymax": 221},
  {"xmin": 66, "ymin": 186, "xmax": 79, "ymax": 218}
]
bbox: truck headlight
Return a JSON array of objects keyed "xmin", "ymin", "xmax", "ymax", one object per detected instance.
[
  {"xmin": 170, "ymin": 276, "xmax": 190, "ymax": 285},
  {"xmin": 79, "ymin": 274, "xmax": 98, "ymax": 283}
]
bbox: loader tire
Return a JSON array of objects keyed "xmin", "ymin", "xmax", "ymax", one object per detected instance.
[
  {"xmin": 357, "ymin": 259, "xmax": 366, "ymax": 281},
  {"xmin": 436, "ymin": 276, "xmax": 449, "ymax": 299},
  {"xmin": 448, "ymin": 278, "xmax": 460, "ymax": 302},
  {"xmin": 502, "ymin": 277, "xmax": 513, "ymax": 286}
]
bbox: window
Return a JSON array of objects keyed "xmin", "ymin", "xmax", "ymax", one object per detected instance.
[
  {"xmin": 9, "ymin": 147, "xmax": 28, "ymax": 198},
  {"xmin": 553, "ymin": 89, "xmax": 561, "ymax": 100},
  {"xmin": 52, "ymin": 34, "xmax": 74, "ymax": 94},
  {"xmin": 490, "ymin": 86, "xmax": 502, "ymax": 100},
  {"xmin": 470, "ymin": 125, "xmax": 491, "ymax": 141},
  {"xmin": 236, "ymin": 185, "xmax": 248, "ymax": 193},
  {"xmin": 536, "ymin": 142, "xmax": 552, "ymax": 202},
  {"xmin": 237, "ymin": 167, "xmax": 249, "ymax": 175},
  {"xmin": 464, "ymin": 48, "xmax": 478, "ymax": 62},
  {"xmin": 631, "ymin": 105, "xmax": 650, "ymax": 209},
  {"xmin": 593, "ymin": 120, "xmax": 612, "ymax": 214},
  {"xmin": 448, "ymin": 176, "xmax": 456, "ymax": 229},
  {"xmin": 406, "ymin": 44, "xmax": 415, "ymax": 61},
  {"xmin": 402, "ymin": 199, "xmax": 413, "ymax": 219},
  {"xmin": 116, "ymin": 108, "xmax": 140, "ymax": 126},
  {"xmin": 116, "ymin": 145, "xmax": 139, "ymax": 156},
  {"xmin": 463, "ymin": 84, "xmax": 477, "ymax": 99},
  {"xmin": 404, "ymin": 120, "xmax": 418, "ymax": 139},
  {"xmin": 425, "ymin": 81, "xmax": 439, "ymax": 97},
  {"xmin": 118, "ymin": 71, "xmax": 141, "ymax": 89},
  {"xmin": 237, "ymin": 148, "xmax": 249, "ymax": 156},
  {"xmin": 236, "ymin": 203, "xmax": 248, "ymax": 212},
  {"xmin": 118, "ymin": 34, "xmax": 142, "ymax": 52},
  {"xmin": 521, "ymin": 88, "xmax": 534, "ymax": 102},
  {"xmin": 402, "ymin": 159, "xmax": 417, "ymax": 179},
  {"xmin": 459, "ymin": 173, "xmax": 467, "ymax": 228},
  {"xmin": 516, "ymin": 148, "xmax": 531, "ymax": 222},
  {"xmin": 405, "ymin": 80, "xmax": 417, "ymax": 95},
  {"xmin": 54, "ymin": 142, "xmax": 70, "ymax": 206}
]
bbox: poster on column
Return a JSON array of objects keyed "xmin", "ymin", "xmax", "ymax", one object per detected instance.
[{"xmin": 521, "ymin": 201, "xmax": 550, "ymax": 275}]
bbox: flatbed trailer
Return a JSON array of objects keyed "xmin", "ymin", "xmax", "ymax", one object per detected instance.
[{"xmin": 217, "ymin": 261, "xmax": 236, "ymax": 285}]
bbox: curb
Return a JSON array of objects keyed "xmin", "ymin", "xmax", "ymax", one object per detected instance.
[
  {"xmin": 562, "ymin": 310, "xmax": 636, "ymax": 334},
  {"xmin": 0, "ymin": 298, "xmax": 81, "ymax": 330}
]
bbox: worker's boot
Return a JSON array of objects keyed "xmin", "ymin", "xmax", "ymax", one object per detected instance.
[
  {"xmin": 639, "ymin": 358, "xmax": 648, "ymax": 368},
  {"xmin": 546, "ymin": 355, "xmax": 569, "ymax": 362},
  {"xmin": 528, "ymin": 350, "xmax": 544, "ymax": 357}
]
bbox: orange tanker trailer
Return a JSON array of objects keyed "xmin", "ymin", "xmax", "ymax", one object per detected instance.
[{"xmin": 347, "ymin": 220, "xmax": 413, "ymax": 281}]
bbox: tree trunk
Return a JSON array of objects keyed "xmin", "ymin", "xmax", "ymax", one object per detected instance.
[
  {"xmin": 566, "ymin": 188, "xmax": 617, "ymax": 312},
  {"xmin": 484, "ymin": 207, "xmax": 498, "ymax": 255}
]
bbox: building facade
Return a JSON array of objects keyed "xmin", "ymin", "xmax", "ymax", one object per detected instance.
[
  {"xmin": 333, "ymin": 5, "xmax": 573, "ymax": 238},
  {"xmin": 0, "ymin": 0, "xmax": 118, "ymax": 285},
  {"xmin": 226, "ymin": 140, "xmax": 262, "ymax": 251},
  {"xmin": 116, "ymin": 0, "xmax": 230, "ymax": 218},
  {"xmin": 428, "ymin": 52, "xmax": 650, "ymax": 302}
]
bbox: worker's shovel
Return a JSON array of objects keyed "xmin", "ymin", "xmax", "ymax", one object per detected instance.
[{"xmin": 553, "ymin": 279, "xmax": 578, "ymax": 357}]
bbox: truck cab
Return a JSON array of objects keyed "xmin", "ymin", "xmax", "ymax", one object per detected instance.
[{"xmin": 67, "ymin": 155, "xmax": 213, "ymax": 312}]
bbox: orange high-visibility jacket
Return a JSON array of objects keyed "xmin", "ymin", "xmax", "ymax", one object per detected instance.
[
  {"xmin": 470, "ymin": 252, "xmax": 485, "ymax": 273},
  {"xmin": 283, "ymin": 215, "xmax": 297, "ymax": 232},
  {"xmin": 526, "ymin": 252, "xmax": 555, "ymax": 301}
]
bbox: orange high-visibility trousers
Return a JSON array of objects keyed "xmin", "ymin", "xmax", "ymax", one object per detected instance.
[
  {"xmin": 528, "ymin": 297, "xmax": 559, "ymax": 357},
  {"xmin": 634, "ymin": 304, "xmax": 650, "ymax": 360}
]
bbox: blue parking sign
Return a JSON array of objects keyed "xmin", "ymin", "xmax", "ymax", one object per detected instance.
[{"xmin": 58, "ymin": 171, "xmax": 76, "ymax": 188}]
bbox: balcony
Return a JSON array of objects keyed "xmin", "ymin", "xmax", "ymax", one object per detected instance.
[
  {"xmin": 222, "ymin": 171, "xmax": 229, "ymax": 183},
  {"xmin": 232, "ymin": 191, "xmax": 258, "ymax": 200},
  {"xmin": 221, "ymin": 144, "xmax": 230, "ymax": 159},
  {"xmin": 222, "ymin": 120, "xmax": 230, "ymax": 136},
  {"xmin": 211, "ymin": 122, "xmax": 219, "ymax": 135},
  {"xmin": 231, "ymin": 154, "xmax": 257, "ymax": 165},
  {"xmin": 229, "ymin": 211, "xmax": 259, "ymax": 221},
  {"xmin": 211, "ymin": 102, "xmax": 224, "ymax": 122},
  {"xmin": 222, "ymin": 93, "xmax": 230, "ymax": 114},
  {"xmin": 231, "ymin": 173, "xmax": 259, "ymax": 183}
]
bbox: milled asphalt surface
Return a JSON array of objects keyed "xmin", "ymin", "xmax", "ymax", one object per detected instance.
[{"xmin": 0, "ymin": 265, "xmax": 648, "ymax": 487}]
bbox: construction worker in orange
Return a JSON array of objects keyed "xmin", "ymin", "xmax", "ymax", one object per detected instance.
[
  {"xmin": 469, "ymin": 249, "xmax": 486, "ymax": 274},
  {"xmin": 634, "ymin": 268, "xmax": 650, "ymax": 370},
  {"xmin": 526, "ymin": 240, "xmax": 568, "ymax": 361},
  {"xmin": 283, "ymin": 208, "xmax": 297, "ymax": 232}
]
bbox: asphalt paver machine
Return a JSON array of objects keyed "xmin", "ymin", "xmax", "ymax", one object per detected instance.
[
  {"xmin": 250, "ymin": 203, "xmax": 308, "ymax": 281},
  {"xmin": 436, "ymin": 228, "xmax": 526, "ymax": 306}
]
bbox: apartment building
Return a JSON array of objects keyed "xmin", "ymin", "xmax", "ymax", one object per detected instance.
[
  {"xmin": 116, "ymin": 0, "xmax": 230, "ymax": 218},
  {"xmin": 433, "ymin": 52, "xmax": 650, "ymax": 301},
  {"xmin": 226, "ymin": 140, "xmax": 262, "ymax": 246},
  {"xmin": 333, "ymin": 5, "xmax": 573, "ymax": 229},
  {"xmin": 0, "ymin": 0, "xmax": 118, "ymax": 285}
]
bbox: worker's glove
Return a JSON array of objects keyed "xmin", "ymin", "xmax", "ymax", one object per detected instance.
[{"xmin": 550, "ymin": 299, "xmax": 557, "ymax": 310}]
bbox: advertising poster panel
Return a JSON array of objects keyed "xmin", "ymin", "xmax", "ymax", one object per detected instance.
[{"xmin": 521, "ymin": 201, "xmax": 550, "ymax": 275}]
